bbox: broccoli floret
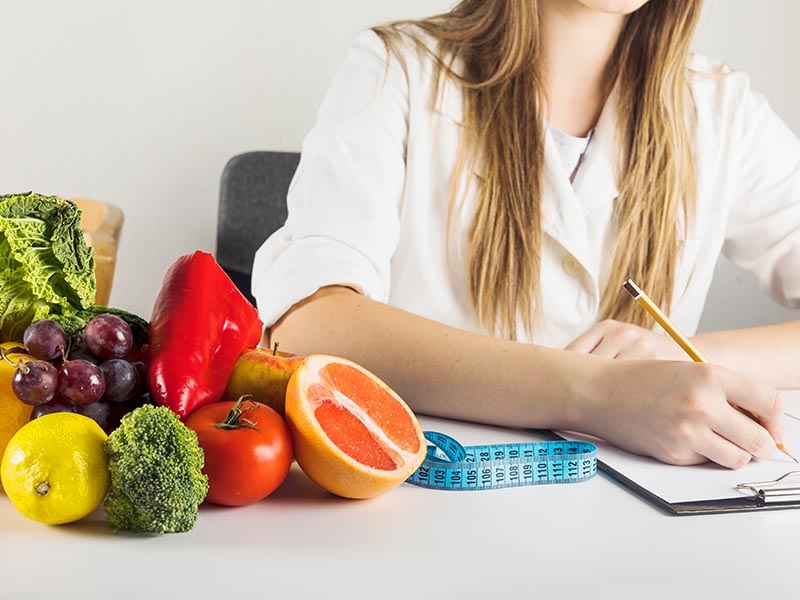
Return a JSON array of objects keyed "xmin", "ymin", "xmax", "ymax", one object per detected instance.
[{"xmin": 103, "ymin": 404, "xmax": 208, "ymax": 534}]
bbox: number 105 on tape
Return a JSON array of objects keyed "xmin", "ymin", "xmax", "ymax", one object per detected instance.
[{"xmin": 406, "ymin": 431, "xmax": 597, "ymax": 491}]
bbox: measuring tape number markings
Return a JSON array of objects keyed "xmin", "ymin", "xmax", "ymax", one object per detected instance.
[{"xmin": 407, "ymin": 431, "xmax": 597, "ymax": 491}]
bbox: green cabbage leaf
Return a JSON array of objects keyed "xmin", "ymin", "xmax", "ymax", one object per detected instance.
[{"xmin": 0, "ymin": 192, "xmax": 96, "ymax": 340}]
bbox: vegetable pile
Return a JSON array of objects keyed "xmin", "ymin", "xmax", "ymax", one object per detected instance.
[{"xmin": 0, "ymin": 198, "xmax": 425, "ymax": 536}]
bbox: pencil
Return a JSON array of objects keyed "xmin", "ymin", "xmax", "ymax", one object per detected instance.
[{"xmin": 622, "ymin": 278, "xmax": 798, "ymax": 464}]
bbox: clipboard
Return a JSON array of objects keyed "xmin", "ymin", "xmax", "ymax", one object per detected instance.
[
  {"xmin": 597, "ymin": 459, "xmax": 800, "ymax": 516},
  {"xmin": 554, "ymin": 391, "xmax": 800, "ymax": 516}
]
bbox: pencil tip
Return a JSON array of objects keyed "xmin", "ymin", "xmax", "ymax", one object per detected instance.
[{"xmin": 778, "ymin": 444, "xmax": 799, "ymax": 463}]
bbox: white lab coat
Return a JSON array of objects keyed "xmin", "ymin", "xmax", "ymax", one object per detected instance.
[{"xmin": 252, "ymin": 29, "xmax": 800, "ymax": 348}]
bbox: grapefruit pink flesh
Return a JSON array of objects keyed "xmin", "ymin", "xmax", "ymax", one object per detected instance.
[
  {"xmin": 322, "ymin": 363, "xmax": 421, "ymax": 453},
  {"xmin": 313, "ymin": 400, "xmax": 397, "ymax": 470},
  {"xmin": 305, "ymin": 362, "xmax": 421, "ymax": 471}
]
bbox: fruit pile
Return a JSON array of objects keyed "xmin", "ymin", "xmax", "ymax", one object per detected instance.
[
  {"xmin": 7, "ymin": 314, "xmax": 149, "ymax": 434},
  {"xmin": 0, "ymin": 250, "xmax": 428, "ymax": 535}
]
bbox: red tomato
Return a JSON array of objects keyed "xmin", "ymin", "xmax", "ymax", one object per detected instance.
[{"xmin": 185, "ymin": 398, "xmax": 293, "ymax": 506}]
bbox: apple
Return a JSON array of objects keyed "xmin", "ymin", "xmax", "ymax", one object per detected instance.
[{"xmin": 222, "ymin": 346, "xmax": 304, "ymax": 417}]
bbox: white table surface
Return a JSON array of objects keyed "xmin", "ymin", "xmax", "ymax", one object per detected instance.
[{"xmin": 3, "ymin": 402, "xmax": 800, "ymax": 599}]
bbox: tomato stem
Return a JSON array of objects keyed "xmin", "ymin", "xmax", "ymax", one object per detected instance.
[{"xmin": 216, "ymin": 395, "xmax": 262, "ymax": 431}]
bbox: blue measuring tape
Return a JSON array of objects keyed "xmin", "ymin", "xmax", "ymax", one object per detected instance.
[{"xmin": 407, "ymin": 431, "xmax": 597, "ymax": 490}]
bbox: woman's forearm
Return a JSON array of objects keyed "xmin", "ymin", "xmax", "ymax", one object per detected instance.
[
  {"xmin": 694, "ymin": 320, "xmax": 800, "ymax": 388},
  {"xmin": 269, "ymin": 286, "xmax": 596, "ymax": 431}
]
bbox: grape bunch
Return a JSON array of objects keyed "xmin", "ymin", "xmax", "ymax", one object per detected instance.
[{"xmin": 7, "ymin": 314, "xmax": 151, "ymax": 433}]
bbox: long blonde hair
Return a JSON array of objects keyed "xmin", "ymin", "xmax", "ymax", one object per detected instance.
[{"xmin": 374, "ymin": 0, "xmax": 702, "ymax": 340}]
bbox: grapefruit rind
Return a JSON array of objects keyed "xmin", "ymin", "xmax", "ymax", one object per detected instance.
[{"xmin": 285, "ymin": 354, "xmax": 426, "ymax": 499}]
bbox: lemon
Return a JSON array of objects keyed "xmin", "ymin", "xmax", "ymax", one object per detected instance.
[
  {"xmin": 0, "ymin": 342, "xmax": 34, "ymax": 484},
  {"xmin": 1, "ymin": 412, "xmax": 110, "ymax": 525}
]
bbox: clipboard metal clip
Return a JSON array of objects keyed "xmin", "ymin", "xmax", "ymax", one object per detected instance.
[{"xmin": 735, "ymin": 470, "xmax": 800, "ymax": 504}]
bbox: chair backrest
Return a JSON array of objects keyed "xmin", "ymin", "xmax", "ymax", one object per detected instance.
[{"xmin": 217, "ymin": 151, "xmax": 300, "ymax": 305}]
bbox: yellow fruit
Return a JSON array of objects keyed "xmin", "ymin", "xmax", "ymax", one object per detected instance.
[
  {"xmin": 1, "ymin": 412, "xmax": 110, "ymax": 524},
  {"xmin": 285, "ymin": 354, "xmax": 426, "ymax": 499},
  {"xmin": 0, "ymin": 342, "xmax": 34, "ymax": 485}
]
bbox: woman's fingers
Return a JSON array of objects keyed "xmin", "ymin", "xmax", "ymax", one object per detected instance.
[
  {"xmin": 563, "ymin": 324, "xmax": 605, "ymax": 354},
  {"xmin": 565, "ymin": 319, "xmax": 688, "ymax": 360},
  {"xmin": 695, "ymin": 430, "xmax": 756, "ymax": 470},
  {"xmin": 697, "ymin": 400, "xmax": 777, "ymax": 467},
  {"xmin": 719, "ymin": 375, "xmax": 784, "ymax": 458},
  {"xmin": 593, "ymin": 359, "xmax": 786, "ymax": 469},
  {"xmin": 683, "ymin": 368, "xmax": 781, "ymax": 464},
  {"xmin": 644, "ymin": 402, "xmax": 763, "ymax": 469}
]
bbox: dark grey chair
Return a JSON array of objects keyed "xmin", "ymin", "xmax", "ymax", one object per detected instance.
[{"xmin": 217, "ymin": 150, "xmax": 300, "ymax": 305}]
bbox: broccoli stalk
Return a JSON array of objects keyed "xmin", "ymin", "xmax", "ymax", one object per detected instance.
[{"xmin": 103, "ymin": 404, "xmax": 208, "ymax": 534}]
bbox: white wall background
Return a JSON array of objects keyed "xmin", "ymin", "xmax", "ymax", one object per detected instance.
[{"xmin": 1, "ymin": 0, "xmax": 798, "ymax": 331}]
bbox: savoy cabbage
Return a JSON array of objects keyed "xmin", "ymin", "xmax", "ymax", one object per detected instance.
[{"xmin": 0, "ymin": 192, "xmax": 96, "ymax": 340}]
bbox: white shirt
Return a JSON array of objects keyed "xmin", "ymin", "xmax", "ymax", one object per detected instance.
[
  {"xmin": 252, "ymin": 29, "xmax": 800, "ymax": 348},
  {"xmin": 547, "ymin": 124, "xmax": 592, "ymax": 181}
]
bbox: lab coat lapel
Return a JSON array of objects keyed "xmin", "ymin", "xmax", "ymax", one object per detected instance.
[
  {"xmin": 571, "ymin": 88, "xmax": 620, "ymax": 213},
  {"xmin": 542, "ymin": 91, "xmax": 620, "ymax": 280},
  {"xmin": 541, "ymin": 132, "xmax": 589, "ymax": 261}
]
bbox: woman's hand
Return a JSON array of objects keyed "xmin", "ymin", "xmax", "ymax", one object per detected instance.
[
  {"xmin": 581, "ymin": 358, "xmax": 785, "ymax": 469},
  {"xmin": 565, "ymin": 319, "xmax": 690, "ymax": 361}
]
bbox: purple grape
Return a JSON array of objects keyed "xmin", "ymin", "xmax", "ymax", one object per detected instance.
[
  {"xmin": 30, "ymin": 398, "xmax": 76, "ymax": 420},
  {"xmin": 84, "ymin": 314, "xmax": 133, "ymax": 360},
  {"xmin": 99, "ymin": 359, "xmax": 139, "ymax": 403},
  {"xmin": 130, "ymin": 361, "xmax": 148, "ymax": 394},
  {"xmin": 66, "ymin": 336, "xmax": 101, "ymax": 364},
  {"xmin": 12, "ymin": 360, "xmax": 58, "ymax": 406},
  {"xmin": 23, "ymin": 319, "xmax": 68, "ymax": 361},
  {"xmin": 77, "ymin": 401, "xmax": 112, "ymax": 432},
  {"xmin": 58, "ymin": 359, "xmax": 106, "ymax": 406}
]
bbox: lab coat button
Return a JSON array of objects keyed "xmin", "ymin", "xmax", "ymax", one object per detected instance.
[{"xmin": 562, "ymin": 255, "xmax": 582, "ymax": 277}]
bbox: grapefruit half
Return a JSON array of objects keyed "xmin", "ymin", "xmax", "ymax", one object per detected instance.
[{"xmin": 285, "ymin": 354, "xmax": 426, "ymax": 499}]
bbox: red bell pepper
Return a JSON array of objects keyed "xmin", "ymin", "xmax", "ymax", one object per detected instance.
[{"xmin": 147, "ymin": 251, "xmax": 263, "ymax": 419}]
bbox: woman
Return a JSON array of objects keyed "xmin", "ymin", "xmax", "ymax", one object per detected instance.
[{"xmin": 252, "ymin": 0, "xmax": 800, "ymax": 469}]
